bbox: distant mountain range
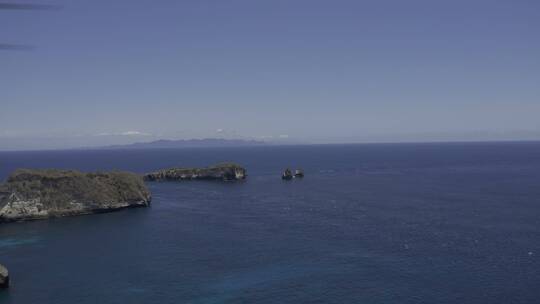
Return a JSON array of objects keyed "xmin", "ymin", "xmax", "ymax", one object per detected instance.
[{"xmin": 101, "ymin": 138, "xmax": 265, "ymax": 149}]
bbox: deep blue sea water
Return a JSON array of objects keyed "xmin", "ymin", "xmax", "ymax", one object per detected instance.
[{"xmin": 0, "ymin": 142, "xmax": 539, "ymax": 303}]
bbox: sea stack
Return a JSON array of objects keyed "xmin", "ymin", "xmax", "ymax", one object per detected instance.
[
  {"xmin": 0, "ymin": 169, "xmax": 152, "ymax": 222},
  {"xmin": 282, "ymin": 168, "xmax": 293, "ymax": 180},
  {"xmin": 0, "ymin": 264, "xmax": 8, "ymax": 288},
  {"xmin": 144, "ymin": 163, "xmax": 246, "ymax": 182}
]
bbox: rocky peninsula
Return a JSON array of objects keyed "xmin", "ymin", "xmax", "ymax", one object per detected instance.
[
  {"xmin": 144, "ymin": 163, "xmax": 246, "ymax": 182},
  {"xmin": 0, "ymin": 169, "xmax": 151, "ymax": 222},
  {"xmin": 0, "ymin": 264, "xmax": 8, "ymax": 288}
]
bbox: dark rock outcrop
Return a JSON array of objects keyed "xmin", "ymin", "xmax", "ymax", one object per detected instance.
[
  {"xmin": 144, "ymin": 163, "xmax": 246, "ymax": 182},
  {"xmin": 282, "ymin": 168, "xmax": 293, "ymax": 180},
  {"xmin": 0, "ymin": 264, "xmax": 8, "ymax": 288},
  {"xmin": 0, "ymin": 169, "xmax": 151, "ymax": 222}
]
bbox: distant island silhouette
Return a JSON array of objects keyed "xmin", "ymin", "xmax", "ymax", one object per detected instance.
[{"xmin": 100, "ymin": 138, "xmax": 265, "ymax": 149}]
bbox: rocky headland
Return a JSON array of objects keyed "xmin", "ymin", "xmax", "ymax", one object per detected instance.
[
  {"xmin": 0, "ymin": 169, "xmax": 151, "ymax": 222},
  {"xmin": 144, "ymin": 163, "xmax": 246, "ymax": 182},
  {"xmin": 0, "ymin": 264, "xmax": 8, "ymax": 288}
]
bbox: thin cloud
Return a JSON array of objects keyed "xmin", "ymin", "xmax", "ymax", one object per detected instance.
[
  {"xmin": 96, "ymin": 131, "xmax": 151, "ymax": 137},
  {"xmin": 121, "ymin": 131, "xmax": 151, "ymax": 136}
]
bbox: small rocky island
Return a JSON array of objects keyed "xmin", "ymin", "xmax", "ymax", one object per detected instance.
[
  {"xmin": 144, "ymin": 163, "xmax": 246, "ymax": 182},
  {"xmin": 282, "ymin": 168, "xmax": 304, "ymax": 180},
  {"xmin": 0, "ymin": 169, "xmax": 152, "ymax": 222},
  {"xmin": 0, "ymin": 264, "xmax": 8, "ymax": 289}
]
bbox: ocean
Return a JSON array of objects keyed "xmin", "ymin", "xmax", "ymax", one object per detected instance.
[{"xmin": 0, "ymin": 142, "xmax": 539, "ymax": 303}]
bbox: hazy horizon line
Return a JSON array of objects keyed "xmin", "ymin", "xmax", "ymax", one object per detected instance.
[{"xmin": 1, "ymin": 138, "xmax": 539, "ymax": 153}]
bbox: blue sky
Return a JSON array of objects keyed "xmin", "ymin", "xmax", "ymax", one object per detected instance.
[{"xmin": 1, "ymin": 0, "xmax": 539, "ymax": 149}]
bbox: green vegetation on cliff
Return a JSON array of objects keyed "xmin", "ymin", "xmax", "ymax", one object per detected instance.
[
  {"xmin": 144, "ymin": 163, "xmax": 246, "ymax": 182},
  {"xmin": 0, "ymin": 169, "xmax": 151, "ymax": 222}
]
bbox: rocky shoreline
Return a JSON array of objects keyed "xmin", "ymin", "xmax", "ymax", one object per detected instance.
[
  {"xmin": 0, "ymin": 264, "xmax": 8, "ymax": 289},
  {"xmin": 144, "ymin": 163, "xmax": 246, "ymax": 182},
  {"xmin": 0, "ymin": 169, "xmax": 151, "ymax": 223},
  {"xmin": 0, "ymin": 163, "xmax": 248, "ymax": 289},
  {"xmin": 0, "ymin": 164, "xmax": 247, "ymax": 223}
]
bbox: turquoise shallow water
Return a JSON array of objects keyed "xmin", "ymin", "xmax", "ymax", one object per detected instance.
[{"xmin": 0, "ymin": 142, "xmax": 539, "ymax": 303}]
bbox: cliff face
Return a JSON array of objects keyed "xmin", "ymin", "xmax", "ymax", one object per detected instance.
[
  {"xmin": 144, "ymin": 163, "xmax": 246, "ymax": 182},
  {"xmin": 0, "ymin": 169, "xmax": 151, "ymax": 222}
]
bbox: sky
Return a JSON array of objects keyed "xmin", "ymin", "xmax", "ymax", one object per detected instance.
[{"xmin": 1, "ymin": 0, "xmax": 539, "ymax": 150}]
